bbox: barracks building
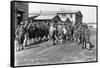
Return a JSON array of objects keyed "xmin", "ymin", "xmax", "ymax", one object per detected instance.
[{"xmin": 29, "ymin": 10, "xmax": 83, "ymax": 26}]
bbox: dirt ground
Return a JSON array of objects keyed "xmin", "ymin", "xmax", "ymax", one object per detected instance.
[{"xmin": 15, "ymin": 28, "xmax": 97, "ymax": 66}]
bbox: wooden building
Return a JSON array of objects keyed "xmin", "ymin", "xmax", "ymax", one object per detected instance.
[
  {"xmin": 29, "ymin": 10, "xmax": 83, "ymax": 27},
  {"xmin": 13, "ymin": 2, "xmax": 28, "ymax": 28},
  {"xmin": 57, "ymin": 10, "xmax": 83, "ymax": 26},
  {"xmin": 33, "ymin": 14, "xmax": 61, "ymax": 25}
]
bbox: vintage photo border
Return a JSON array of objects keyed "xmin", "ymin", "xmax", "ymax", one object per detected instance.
[{"xmin": 10, "ymin": 1, "xmax": 98, "ymax": 67}]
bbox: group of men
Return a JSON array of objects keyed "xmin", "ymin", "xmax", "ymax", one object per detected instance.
[
  {"xmin": 49, "ymin": 22, "xmax": 93, "ymax": 50},
  {"xmin": 49, "ymin": 23, "xmax": 68, "ymax": 45},
  {"xmin": 15, "ymin": 20, "xmax": 93, "ymax": 51},
  {"xmin": 15, "ymin": 20, "xmax": 50, "ymax": 51}
]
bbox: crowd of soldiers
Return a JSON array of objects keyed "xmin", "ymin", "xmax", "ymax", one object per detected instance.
[
  {"xmin": 15, "ymin": 20, "xmax": 93, "ymax": 51},
  {"xmin": 15, "ymin": 20, "xmax": 49, "ymax": 51}
]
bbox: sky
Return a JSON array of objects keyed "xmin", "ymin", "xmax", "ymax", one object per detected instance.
[{"xmin": 29, "ymin": 3, "xmax": 97, "ymax": 23}]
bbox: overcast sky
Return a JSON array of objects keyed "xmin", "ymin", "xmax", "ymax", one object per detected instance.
[{"xmin": 29, "ymin": 3, "xmax": 97, "ymax": 23}]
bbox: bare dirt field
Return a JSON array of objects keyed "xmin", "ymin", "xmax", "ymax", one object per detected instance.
[{"xmin": 15, "ymin": 28, "xmax": 97, "ymax": 66}]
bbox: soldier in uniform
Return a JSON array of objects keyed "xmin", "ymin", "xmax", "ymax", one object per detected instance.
[
  {"xmin": 77, "ymin": 25, "xmax": 83, "ymax": 44},
  {"xmin": 62, "ymin": 25, "xmax": 67, "ymax": 43},
  {"xmin": 79, "ymin": 24, "xmax": 92, "ymax": 50},
  {"xmin": 57, "ymin": 23, "xmax": 62, "ymax": 37},
  {"xmin": 23, "ymin": 21, "xmax": 29, "ymax": 47},
  {"xmin": 83, "ymin": 25, "xmax": 93, "ymax": 50},
  {"xmin": 49, "ymin": 23, "xmax": 56, "ymax": 45},
  {"xmin": 15, "ymin": 21, "xmax": 27, "ymax": 51}
]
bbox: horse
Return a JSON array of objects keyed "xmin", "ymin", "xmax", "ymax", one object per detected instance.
[
  {"xmin": 28, "ymin": 23, "xmax": 36, "ymax": 40},
  {"xmin": 27, "ymin": 22, "xmax": 49, "ymax": 45}
]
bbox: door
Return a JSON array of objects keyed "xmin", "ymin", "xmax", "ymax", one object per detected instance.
[{"xmin": 16, "ymin": 11, "xmax": 23, "ymax": 25}]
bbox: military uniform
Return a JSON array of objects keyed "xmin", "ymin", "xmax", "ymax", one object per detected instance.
[
  {"xmin": 62, "ymin": 27, "xmax": 67, "ymax": 43},
  {"xmin": 83, "ymin": 28, "xmax": 91, "ymax": 49},
  {"xmin": 15, "ymin": 25, "xmax": 26, "ymax": 50},
  {"xmin": 49, "ymin": 25, "xmax": 56, "ymax": 45},
  {"xmin": 76, "ymin": 25, "xmax": 83, "ymax": 44}
]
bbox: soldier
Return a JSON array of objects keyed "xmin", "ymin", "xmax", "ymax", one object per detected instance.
[
  {"xmin": 83, "ymin": 25, "xmax": 93, "ymax": 50},
  {"xmin": 58, "ymin": 23, "xmax": 62, "ymax": 36},
  {"xmin": 23, "ymin": 21, "xmax": 29, "ymax": 47},
  {"xmin": 67, "ymin": 26, "xmax": 73, "ymax": 43},
  {"xmin": 62, "ymin": 26, "xmax": 67, "ymax": 43},
  {"xmin": 49, "ymin": 23, "xmax": 56, "ymax": 45},
  {"xmin": 15, "ymin": 21, "xmax": 27, "ymax": 51},
  {"xmin": 56, "ymin": 23, "xmax": 63, "ymax": 44},
  {"xmin": 79, "ymin": 24, "xmax": 91, "ymax": 50}
]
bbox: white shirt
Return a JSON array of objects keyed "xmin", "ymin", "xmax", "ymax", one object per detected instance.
[
  {"xmin": 62, "ymin": 28, "xmax": 67, "ymax": 34},
  {"xmin": 50, "ymin": 26, "xmax": 55, "ymax": 32}
]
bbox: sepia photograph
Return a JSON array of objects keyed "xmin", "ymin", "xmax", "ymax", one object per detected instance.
[{"xmin": 11, "ymin": 1, "xmax": 98, "ymax": 67}]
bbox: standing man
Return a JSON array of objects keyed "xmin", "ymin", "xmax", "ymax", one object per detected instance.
[
  {"xmin": 15, "ymin": 21, "xmax": 27, "ymax": 50},
  {"xmin": 58, "ymin": 23, "xmax": 62, "ymax": 37},
  {"xmin": 83, "ymin": 25, "xmax": 92, "ymax": 50},
  {"xmin": 23, "ymin": 21, "xmax": 29, "ymax": 47},
  {"xmin": 49, "ymin": 23, "xmax": 56, "ymax": 45},
  {"xmin": 62, "ymin": 26, "xmax": 67, "ymax": 43}
]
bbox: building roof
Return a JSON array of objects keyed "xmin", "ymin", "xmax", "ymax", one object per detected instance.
[
  {"xmin": 59, "ymin": 16, "xmax": 73, "ymax": 22},
  {"xmin": 59, "ymin": 17, "xmax": 67, "ymax": 21},
  {"xmin": 57, "ymin": 10, "xmax": 80, "ymax": 14},
  {"xmin": 30, "ymin": 10, "xmax": 82, "ymax": 15},
  {"xmin": 87, "ymin": 23, "xmax": 96, "ymax": 24},
  {"xmin": 57, "ymin": 10, "xmax": 83, "ymax": 17},
  {"xmin": 28, "ymin": 15, "xmax": 39, "ymax": 20},
  {"xmin": 34, "ymin": 14, "xmax": 57, "ymax": 20},
  {"xmin": 83, "ymin": 23, "xmax": 96, "ymax": 25},
  {"xmin": 30, "ymin": 10, "xmax": 82, "ymax": 21},
  {"xmin": 16, "ymin": 8, "xmax": 26, "ymax": 13}
]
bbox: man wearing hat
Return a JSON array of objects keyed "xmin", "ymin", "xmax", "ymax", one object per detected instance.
[
  {"xmin": 62, "ymin": 25, "xmax": 67, "ymax": 43},
  {"xmin": 15, "ymin": 21, "xmax": 27, "ymax": 50},
  {"xmin": 49, "ymin": 23, "xmax": 57, "ymax": 45}
]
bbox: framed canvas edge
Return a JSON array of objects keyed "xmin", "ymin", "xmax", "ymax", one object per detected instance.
[
  {"xmin": 10, "ymin": 1, "xmax": 98, "ymax": 67},
  {"xmin": 10, "ymin": 1, "xmax": 15, "ymax": 67}
]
